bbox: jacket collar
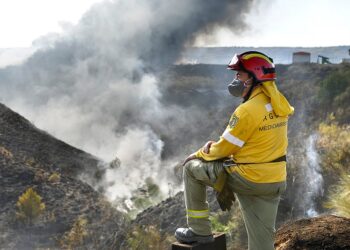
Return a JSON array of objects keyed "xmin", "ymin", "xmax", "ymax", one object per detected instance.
[{"xmin": 248, "ymin": 85, "xmax": 263, "ymax": 100}]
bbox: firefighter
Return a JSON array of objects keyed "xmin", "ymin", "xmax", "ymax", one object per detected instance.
[{"xmin": 175, "ymin": 51, "xmax": 294, "ymax": 250}]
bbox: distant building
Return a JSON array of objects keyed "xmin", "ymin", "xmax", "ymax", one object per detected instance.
[{"xmin": 293, "ymin": 51, "xmax": 311, "ymax": 64}]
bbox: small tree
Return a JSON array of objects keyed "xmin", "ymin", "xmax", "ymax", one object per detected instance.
[{"xmin": 16, "ymin": 187, "xmax": 46, "ymax": 224}]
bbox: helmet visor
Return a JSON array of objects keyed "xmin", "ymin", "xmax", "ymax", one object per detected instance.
[{"xmin": 227, "ymin": 54, "xmax": 242, "ymax": 70}]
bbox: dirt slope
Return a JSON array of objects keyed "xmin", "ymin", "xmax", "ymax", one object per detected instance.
[{"xmin": 275, "ymin": 215, "xmax": 350, "ymax": 250}]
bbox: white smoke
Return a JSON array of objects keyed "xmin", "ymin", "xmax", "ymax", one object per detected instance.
[
  {"xmin": 303, "ymin": 133, "xmax": 324, "ymax": 217},
  {"xmin": 0, "ymin": 0, "xmax": 257, "ymax": 201},
  {"xmin": 6, "ymin": 73, "xmax": 163, "ymax": 162},
  {"xmin": 104, "ymin": 126, "xmax": 164, "ymax": 199},
  {"xmin": 0, "ymin": 48, "xmax": 36, "ymax": 68}
]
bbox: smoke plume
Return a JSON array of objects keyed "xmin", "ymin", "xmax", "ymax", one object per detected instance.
[
  {"xmin": 303, "ymin": 133, "xmax": 324, "ymax": 217},
  {"xmin": 0, "ymin": 0, "xmax": 257, "ymax": 199}
]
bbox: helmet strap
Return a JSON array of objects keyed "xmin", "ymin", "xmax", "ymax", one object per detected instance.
[{"xmin": 243, "ymin": 75, "xmax": 258, "ymax": 103}]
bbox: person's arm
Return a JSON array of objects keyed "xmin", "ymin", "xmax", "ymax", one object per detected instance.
[
  {"xmin": 195, "ymin": 136, "xmax": 240, "ymax": 161},
  {"xmin": 195, "ymin": 106, "xmax": 255, "ymax": 161}
]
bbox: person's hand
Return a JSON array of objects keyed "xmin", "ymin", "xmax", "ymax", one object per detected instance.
[
  {"xmin": 202, "ymin": 141, "xmax": 215, "ymax": 154},
  {"xmin": 182, "ymin": 153, "xmax": 197, "ymax": 166}
]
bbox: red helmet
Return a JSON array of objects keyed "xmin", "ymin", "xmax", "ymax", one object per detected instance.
[{"xmin": 227, "ymin": 51, "xmax": 276, "ymax": 82}]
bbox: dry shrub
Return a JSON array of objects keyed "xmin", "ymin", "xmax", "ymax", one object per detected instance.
[
  {"xmin": 317, "ymin": 122, "xmax": 350, "ymax": 174},
  {"xmin": 126, "ymin": 225, "xmax": 173, "ymax": 250},
  {"xmin": 210, "ymin": 205, "xmax": 247, "ymax": 250},
  {"xmin": 60, "ymin": 217, "xmax": 89, "ymax": 249},
  {"xmin": 25, "ymin": 157, "xmax": 36, "ymax": 167},
  {"xmin": 317, "ymin": 121, "xmax": 350, "ymax": 217},
  {"xmin": 324, "ymin": 173, "xmax": 350, "ymax": 218},
  {"xmin": 16, "ymin": 187, "xmax": 46, "ymax": 224},
  {"xmin": 48, "ymin": 172, "xmax": 61, "ymax": 183},
  {"xmin": 33, "ymin": 169, "xmax": 47, "ymax": 183},
  {"xmin": 0, "ymin": 146, "xmax": 13, "ymax": 159}
]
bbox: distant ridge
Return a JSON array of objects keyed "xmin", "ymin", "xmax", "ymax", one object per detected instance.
[{"xmin": 180, "ymin": 46, "xmax": 350, "ymax": 64}]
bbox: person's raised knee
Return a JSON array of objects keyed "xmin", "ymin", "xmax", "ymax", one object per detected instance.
[{"xmin": 183, "ymin": 159, "xmax": 201, "ymax": 174}]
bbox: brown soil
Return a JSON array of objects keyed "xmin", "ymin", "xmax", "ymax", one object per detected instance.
[{"xmin": 275, "ymin": 215, "xmax": 350, "ymax": 250}]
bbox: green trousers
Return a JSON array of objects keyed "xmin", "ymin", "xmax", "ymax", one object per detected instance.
[{"xmin": 183, "ymin": 159, "xmax": 286, "ymax": 250}]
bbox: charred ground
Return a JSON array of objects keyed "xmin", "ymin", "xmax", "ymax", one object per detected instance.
[{"xmin": 0, "ymin": 104, "xmax": 127, "ymax": 249}]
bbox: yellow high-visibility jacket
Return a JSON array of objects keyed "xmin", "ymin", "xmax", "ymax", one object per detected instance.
[{"xmin": 195, "ymin": 86, "xmax": 289, "ymax": 183}]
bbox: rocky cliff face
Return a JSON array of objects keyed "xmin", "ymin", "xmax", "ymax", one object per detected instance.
[{"xmin": 0, "ymin": 103, "xmax": 127, "ymax": 249}]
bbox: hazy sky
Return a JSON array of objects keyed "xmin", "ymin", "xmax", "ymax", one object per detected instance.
[{"xmin": 0, "ymin": 0, "xmax": 349, "ymax": 48}]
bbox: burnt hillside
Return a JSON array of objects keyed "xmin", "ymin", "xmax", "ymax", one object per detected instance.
[
  {"xmin": 0, "ymin": 102, "xmax": 101, "ymax": 177},
  {"xmin": 0, "ymin": 103, "xmax": 128, "ymax": 249}
]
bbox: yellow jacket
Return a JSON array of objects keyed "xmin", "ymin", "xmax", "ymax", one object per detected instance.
[{"xmin": 196, "ymin": 83, "xmax": 293, "ymax": 183}]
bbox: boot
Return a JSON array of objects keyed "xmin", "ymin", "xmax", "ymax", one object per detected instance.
[{"xmin": 175, "ymin": 228, "xmax": 214, "ymax": 244}]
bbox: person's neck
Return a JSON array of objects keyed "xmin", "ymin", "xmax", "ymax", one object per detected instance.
[{"xmin": 243, "ymin": 84, "xmax": 262, "ymax": 102}]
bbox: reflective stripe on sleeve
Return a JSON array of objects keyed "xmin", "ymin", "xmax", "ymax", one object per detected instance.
[
  {"xmin": 222, "ymin": 130, "xmax": 245, "ymax": 147},
  {"xmin": 187, "ymin": 209, "xmax": 209, "ymax": 219}
]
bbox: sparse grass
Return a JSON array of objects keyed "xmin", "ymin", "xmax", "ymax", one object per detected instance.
[
  {"xmin": 25, "ymin": 157, "xmax": 36, "ymax": 167},
  {"xmin": 210, "ymin": 212, "xmax": 233, "ymax": 233},
  {"xmin": 34, "ymin": 169, "xmax": 49, "ymax": 182},
  {"xmin": 317, "ymin": 121, "xmax": 350, "ymax": 217},
  {"xmin": 0, "ymin": 146, "xmax": 13, "ymax": 159},
  {"xmin": 210, "ymin": 205, "xmax": 247, "ymax": 250},
  {"xmin": 324, "ymin": 172, "xmax": 350, "ymax": 218},
  {"xmin": 60, "ymin": 216, "xmax": 89, "ymax": 249},
  {"xmin": 317, "ymin": 122, "xmax": 350, "ymax": 175},
  {"xmin": 48, "ymin": 172, "xmax": 61, "ymax": 183},
  {"xmin": 16, "ymin": 187, "xmax": 46, "ymax": 225},
  {"xmin": 125, "ymin": 225, "xmax": 173, "ymax": 250},
  {"xmin": 117, "ymin": 177, "xmax": 164, "ymax": 218}
]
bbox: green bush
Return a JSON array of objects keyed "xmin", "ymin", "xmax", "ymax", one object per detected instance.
[
  {"xmin": 318, "ymin": 69, "xmax": 350, "ymax": 106},
  {"xmin": 317, "ymin": 67, "xmax": 350, "ymax": 123}
]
